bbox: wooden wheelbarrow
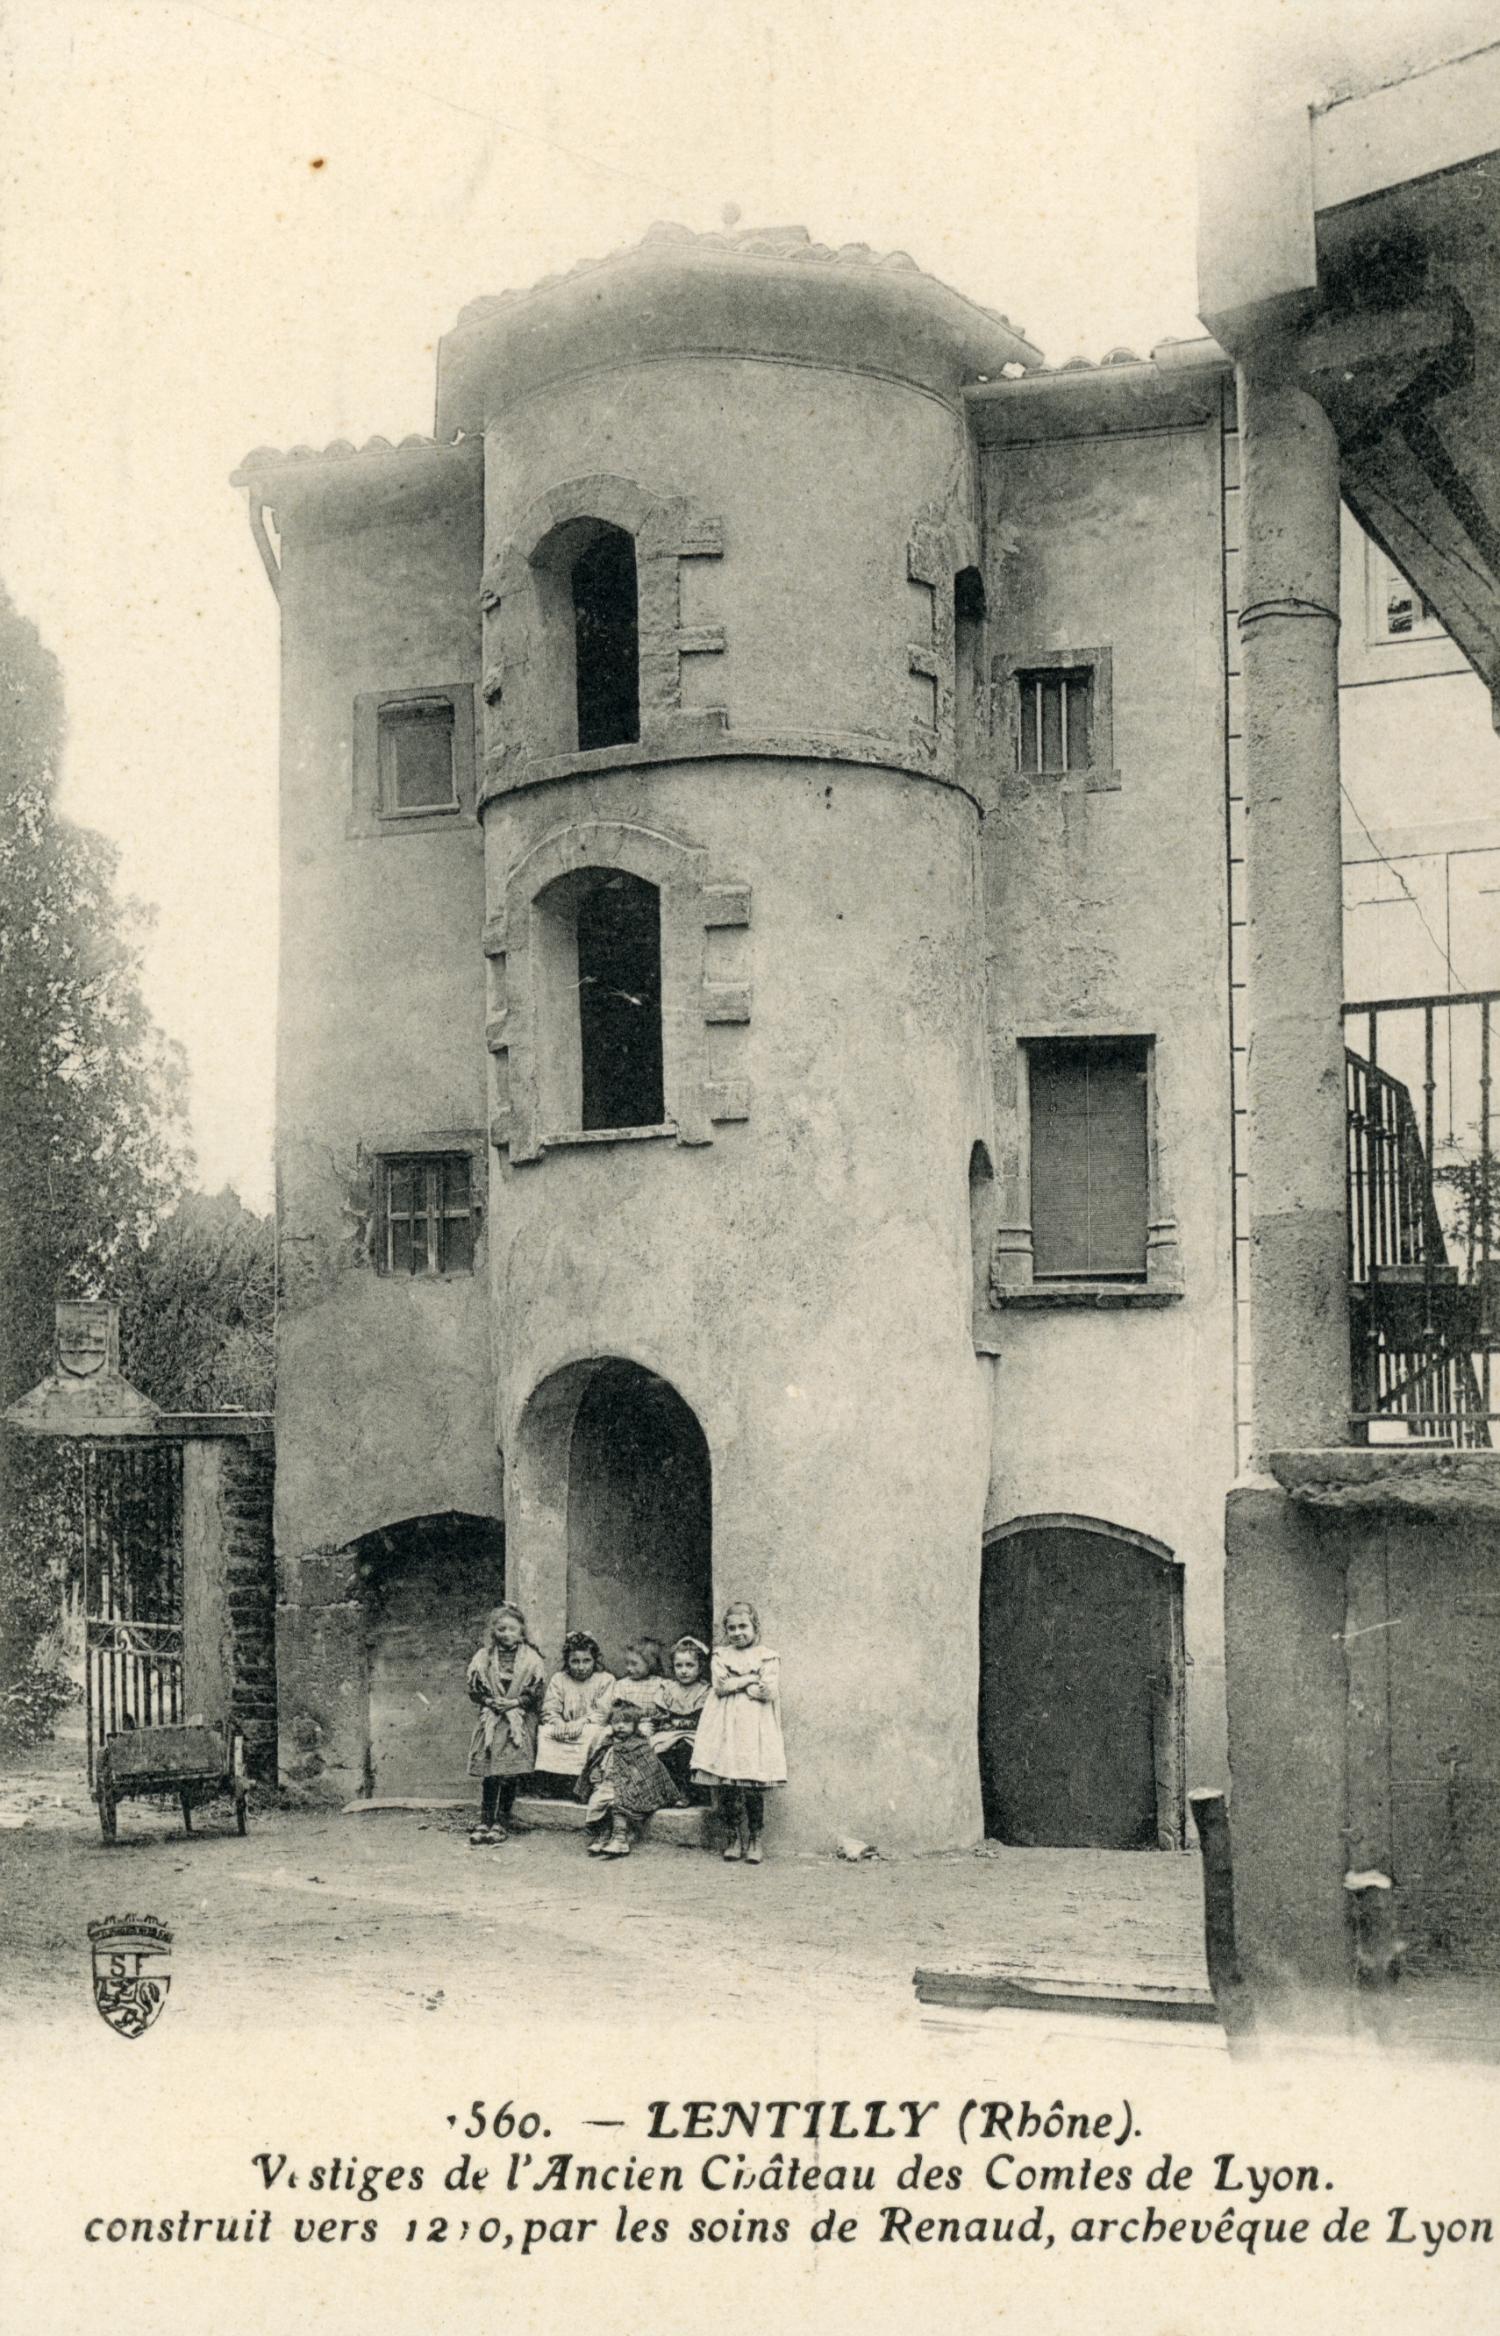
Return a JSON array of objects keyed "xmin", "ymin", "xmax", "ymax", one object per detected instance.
[{"xmin": 95, "ymin": 1721, "xmax": 249, "ymax": 1845}]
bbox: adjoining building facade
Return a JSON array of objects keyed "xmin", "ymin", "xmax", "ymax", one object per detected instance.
[{"xmin": 236, "ymin": 215, "xmax": 1491, "ymax": 1864}]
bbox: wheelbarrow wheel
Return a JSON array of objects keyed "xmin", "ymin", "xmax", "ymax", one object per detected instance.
[
  {"xmin": 235, "ymin": 1791, "xmax": 248, "ymax": 1837},
  {"xmin": 97, "ymin": 1764, "xmax": 117, "ymax": 1846}
]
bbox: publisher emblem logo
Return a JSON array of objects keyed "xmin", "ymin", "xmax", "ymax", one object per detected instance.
[{"xmin": 88, "ymin": 1915, "xmax": 172, "ymax": 2038}]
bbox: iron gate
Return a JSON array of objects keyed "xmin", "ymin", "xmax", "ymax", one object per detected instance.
[{"xmin": 82, "ymin": 1440, "xmax": 184, "ymax": 1781}]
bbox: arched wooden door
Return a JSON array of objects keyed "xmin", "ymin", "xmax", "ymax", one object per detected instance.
[{"xmin": 979, "ymin": 1518, "xmax": 1184, "ymax": 1849}]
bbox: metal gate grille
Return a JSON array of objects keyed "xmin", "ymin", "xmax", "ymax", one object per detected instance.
[{"xmin": 82, "ymin": 1441, "xmax": 184, "ymax": 1781}]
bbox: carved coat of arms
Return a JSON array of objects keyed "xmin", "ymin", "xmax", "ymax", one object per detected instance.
[{"xmin": 88, "ymin": 1915, "xmax": 172, "ymax": 2038}]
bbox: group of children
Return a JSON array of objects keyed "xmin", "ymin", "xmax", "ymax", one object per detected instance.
[{"xmin": 464, "ymin": 1600, "xmax": 787, "ymax": 1862}]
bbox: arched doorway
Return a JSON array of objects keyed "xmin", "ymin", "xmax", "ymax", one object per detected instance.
[
  {"xmin": 353, "ymin": 1512, "xmax": 506, "ymax": 1797},
  {"xmin": 564, "ymin": 1361, "xmax": 712, "ymax": 1664},
  {"xmin": 979, "ymin": 1516, "xmax": 1184, "ymax": 1850}
]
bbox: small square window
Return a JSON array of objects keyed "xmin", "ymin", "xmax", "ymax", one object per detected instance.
[
  {"xmin": 379, "ymin": 700, "xmax": 457, "ymax": 814},
  {"xmin": 375, "ymin": 1153, "xmax": 477, "ymax": 1275},
  {"xmin": 1016, "ymin": 668, "xmax": 1092, "ymax": 775}
]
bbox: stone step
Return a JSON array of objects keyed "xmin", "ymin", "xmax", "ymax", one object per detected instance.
[
  {"xmin": 340, "ymin": 1792, "xmax": 714, "ymax": 1847},
  {"xmin": 513, "ymin": 1796, "xmax": 712, "ymax": 1847}
]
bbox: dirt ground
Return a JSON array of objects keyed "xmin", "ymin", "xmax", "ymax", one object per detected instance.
[{"xmin": 0, "ymin": 1740, "xmax": 1208, "ymax": 2036}]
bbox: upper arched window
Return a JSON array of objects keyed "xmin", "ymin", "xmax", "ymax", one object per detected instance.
[
  {"xmin": 529, "ymin": 518, "xmax": 640, "ymax": 756},
  {"xmin": 572, "ymin": 526, "xmax": 640, "ymax": 750}
]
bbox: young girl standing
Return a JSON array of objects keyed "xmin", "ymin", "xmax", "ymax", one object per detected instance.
[
  {"xmin": 465, "ymin": 1603, "xmax": 546, "ymax": 1845},
  {"xmin": 690, "ymin": 1601, "xmax": 786, "ymax": 1863}
]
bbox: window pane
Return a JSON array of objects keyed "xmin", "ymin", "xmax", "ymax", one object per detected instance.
[
  {"xmin": 1065, "ymin": 676, "xmax": 1092, "ymax": 769},
  {"xmin": 573, "ymin": 526, "xmax": 640, "ymax": 751},
  {"xmin": 1031, "ymin": 1046, "xmax": 1092, "ymax": 1275},
  {"xmin": 443, "ymin": 1211, "xmax": 475, "ymax": 1275},
  {"xmin": 382, "ymin": 706, "xmax": 455, "ymax": 809},
  {"xmin": 1081, "ymin": 1047, "xmax": 1149, "ymax": 1273},
  {"xmin": 1039, "ymin": 678, "xmax": 1064, "ymax": 772},
  {"xmin": 576, "ymin": 872, "xmax": 665, "ymax": 1130},
  {"xmin": 379, "ymin": 1153, "xmax": 476, "ymax": 1274}
]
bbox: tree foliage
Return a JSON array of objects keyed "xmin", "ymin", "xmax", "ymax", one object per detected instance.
[
  {"xmin": 0, "ymin": 584, "xmax": 199, "ymax": 1750},
  {"xmin": 118, "ymin": 1187, "xmax": 275, "ymax": 1414},
  {"xmin": 0, "ymin": 582, "xmax": 192, "ymax": 1409}
]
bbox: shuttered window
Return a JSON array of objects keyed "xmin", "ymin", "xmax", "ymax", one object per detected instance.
[{"xmin": 1029, "ymin": 1039, "xmax": 1149, "ymax": 1279}]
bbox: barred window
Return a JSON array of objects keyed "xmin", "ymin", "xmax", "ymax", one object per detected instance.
[
  {"xmin": 376, "ymin": 1154, "xmax": 477, "ymax": 1276},
  {"xmin": 1016, "ymin": 667, "xmax": 1092, "ymax": 775}
]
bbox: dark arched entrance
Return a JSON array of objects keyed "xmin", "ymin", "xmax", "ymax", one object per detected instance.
[
  {"xmin": 353, "ymin": 1511, "xmax": 505, "ymax": 1796},
  {"xmin": 979, "ymin": 1516, "xmax": 1185, "ymax": 1849},
  {"xmin": 564, "ymin": 1360, "xmax": 711, "ymax": 1666}
]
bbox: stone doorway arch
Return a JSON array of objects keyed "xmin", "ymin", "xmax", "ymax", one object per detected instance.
[{"xmin": 510, "ymin": 1358, "xmax": 712, "ymax": 1677}]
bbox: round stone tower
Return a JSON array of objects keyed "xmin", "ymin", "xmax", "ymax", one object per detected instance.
[{"xmin": 439, "ymin": 225, "xmax": 1038, "ymax": 1851}]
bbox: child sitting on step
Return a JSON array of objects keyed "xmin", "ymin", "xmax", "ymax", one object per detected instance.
[
  {"xmin": 577, "ymin": 1697, "xmax": 682, "ymax": 1858},
  {"xmin": 610, "ymin": 1636, "xmax": 667, "ymax": 1715},
  {"xmin": 649, "ymin": 1636, "xmax": 711, "ymax": 1800},
  {"xmin": 535, "ymin": 1630, "xmax": 616, "ymax": 1792}
]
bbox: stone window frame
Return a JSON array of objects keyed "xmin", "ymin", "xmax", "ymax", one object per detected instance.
[
  {"xmin": 993, "ymin": 645, "xmax": 1120, "ymax": 797},
  {"xmin": 905, "ymin": 504, "xmax": 987, "ymax": 798},
  {"xmin": 485, "ymin": 818, "xmax": 751, "ymax": 1165},
  {"xmin": 360, "ymin": 1130, "xmax": 487, "ymax": 1277},
  {"xmin": 350, "ymin": 684, "xmax": 478, "ymax": 838},
  {"xmin": 478, "ymin": 474, "xmax": 726, "ymax": 802},
  {"xmin": 990, "ymin": 1031, "xmax": 1183, "ymax": 1308}
]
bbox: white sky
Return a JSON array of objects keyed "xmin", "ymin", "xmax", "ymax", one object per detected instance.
[{"xmin": 2, "ymin": 0, "xmax": 1225, "ymax": 1211}]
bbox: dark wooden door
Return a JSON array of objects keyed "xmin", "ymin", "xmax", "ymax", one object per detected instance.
[{"xmin": 979, "ymin": 1525, "xmax": 1181, "ymax": 1849}]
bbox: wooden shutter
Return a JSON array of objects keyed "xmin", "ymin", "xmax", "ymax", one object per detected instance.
[{"xmin": 1030, "ymin": 1040, "xmax": 1149, "ymax": 1277}]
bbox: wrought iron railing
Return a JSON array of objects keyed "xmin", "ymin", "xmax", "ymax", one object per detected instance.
[{"xmin": 1344, "ymin": 989, "xmax": 1498, "ymax": 1448}]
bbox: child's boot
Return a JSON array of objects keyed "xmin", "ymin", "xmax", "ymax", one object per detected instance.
[
  {"xmin": 603, "ymin": 1812, "xmax": 633, "ymax": 1858},
  {"xmin": 744, "ymin": 1826, "xmax": 763, "ymax": 1864}
]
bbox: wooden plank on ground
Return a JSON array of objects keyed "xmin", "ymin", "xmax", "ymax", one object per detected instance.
[{"xmin": 913, "ymin": 1965, "xmax": 1217, "ymax": 2021}]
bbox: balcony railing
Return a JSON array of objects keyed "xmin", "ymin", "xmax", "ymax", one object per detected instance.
[{"xmin": 1344, "ymin": 989, "xmax": 1498, "ymax": 1448}]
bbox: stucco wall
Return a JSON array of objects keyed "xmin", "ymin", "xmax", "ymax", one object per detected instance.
[
  {"xmin": 979, "ymin": 414, "xmax": 1238, "ymax": 1793},
  {"xmin": 273, "ymin": 480, "xmax": 502, "ymax": 1560}
]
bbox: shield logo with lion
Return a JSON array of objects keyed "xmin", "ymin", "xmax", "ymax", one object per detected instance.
[{"xmin": 88, "ymin": 1916, "xmax": 172, "ymax": 2039}]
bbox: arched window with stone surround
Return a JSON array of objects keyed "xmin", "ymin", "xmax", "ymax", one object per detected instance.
[
  {"xmin": 478, "ymin": 473, "xmax": 726, "ymax": 795},
  {"xmin": 485, "ymin": 816, "xmax": 752, "ymax": 1163}
]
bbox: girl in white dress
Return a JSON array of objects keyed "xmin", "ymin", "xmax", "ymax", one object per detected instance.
[{"xmin": 690, "ymin": 1601, "xmax": 786, "ymax": 1864}]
